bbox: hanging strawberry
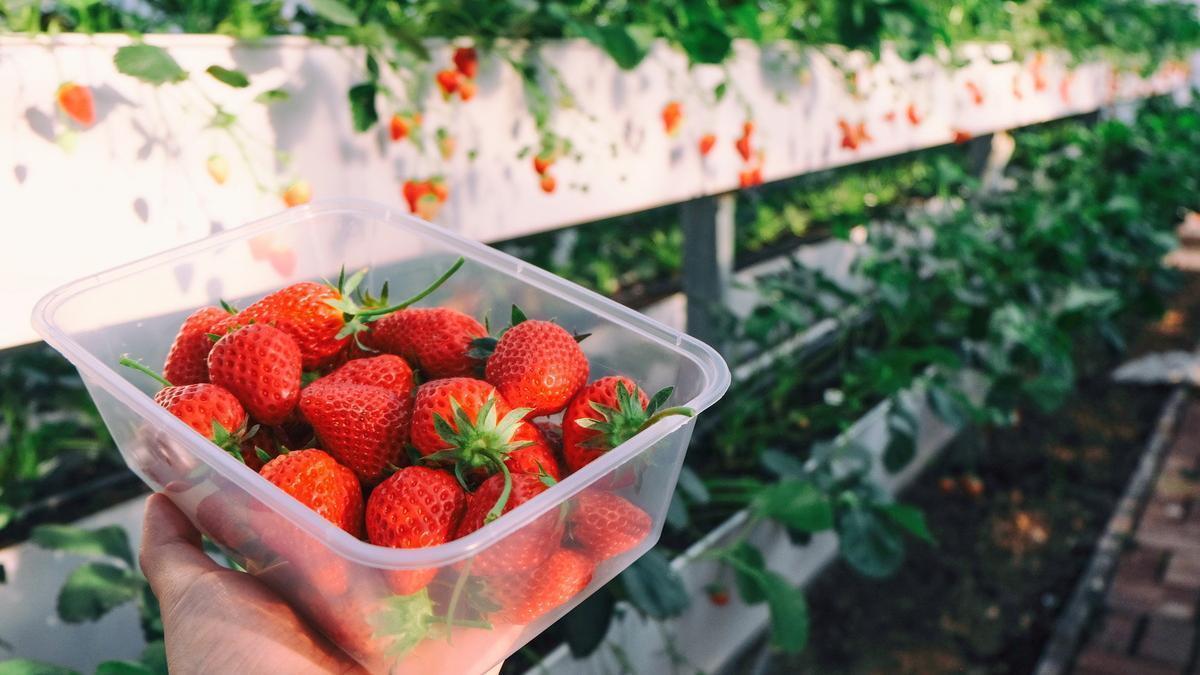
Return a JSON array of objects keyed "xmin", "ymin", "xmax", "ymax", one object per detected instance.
[
  {"xmin": 206, "ymin": 155, "xmax": 230, "ymax": 185},
  {"xmin": 436, "ymin": 127, "xmax": 456, "ymax": 159},
  {"xmin": 661, "ymin": 101, "xmax": 683, "ymax": 137},
  {"xmin": 282, "ymin": 180, "xmax": 311, "ymax": 207},
  {"xmin": 56, "ymin": 82, "xmax": 95, "ymax": 128},
  {"xmin": 453, "ymin": 47, "xmax": 478, "ymax": 80},
  {"xmin": 699, "ymin": 133, "xmax": 716, "ymax": 156},
  {"xmin": 436, "ymin": 70, "xmax": 460, "ymax": 99}
]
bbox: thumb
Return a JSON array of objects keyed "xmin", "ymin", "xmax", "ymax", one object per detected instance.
[{"xmin": 140, "ymin": 493, "xmax": 221, "ymax": 610}]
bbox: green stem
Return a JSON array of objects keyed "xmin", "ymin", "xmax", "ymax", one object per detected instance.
[
  {"xmin": 639, "ymin": 406, "xmax": 696, "ymax": 432},
  {"xmin": 483, "ymin": 461, "xmax": 513, "ymax": 525},
  {"xmin": 443, "ymin": 558, "xmax": 473, "ymax": 644},
  {"xmin": 357, "ymin": 257, "xmax": 465, "ymax": 317},
  {"xmin": 119, "ymin": 356, "xmax": 172, "ymax": 388}
]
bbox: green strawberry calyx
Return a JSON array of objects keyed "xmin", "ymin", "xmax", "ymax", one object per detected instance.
[
  {"xmin": 576, "ymin": 382, "xmax": 696, "ymax": 451},
  {"xmin": 422, "ymin": 394, "xmax": 533, "ymax": 490},
  {"xmin": 323, "ymin": 256, "xmax": 466, "ymax": 346},
  {"xmin": 467, "ymin": 304, "xmax": 590, "ymax": 362}
]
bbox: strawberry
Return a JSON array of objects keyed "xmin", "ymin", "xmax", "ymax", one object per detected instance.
[
  {"xmin": 458, "ymin": 79, "xmax": 477, "ymax": 102},
  {"xmin": 856, "ymin": 121, "xmax": 872, "ymax": 143},
  {"xmin": 455, "ymin": 472, "xmax": 563, "ymax": 576},
  {"xmin": 738, "ymin": 167, "xmax": 763, "ymax": 188},
  {"xmin": 436, "ymin": 70, "xmax": 460, "ymax": 99},
  {"xmin": 260, "ymin": 449, "xmax": 364, "ymax": 537},
  {"xmin": 163, "ymin": 305, "xmax": 233, "ymax": 386},
  {"xmin": 120, "ymin": 357, "xmax": 253, "ymax": 459},
  {"xmin": 699, "ymin": 133, "xmax": 716, "ymax": 157},
  {"xmin": 453, "ymin": 47, "xmax": 478, "ymax": 79},
  {"xmin": 707, "ymin": 584, "xmax": 730, "ymax": 606},
  {"xmin": 661, "ymin": 101, "xmax": 683, "ymax": 137},
  {"xmin": 568, "ymin": 491, "xmax": 651, "ymax": 560},
  {"xmin": 56, "ymin": 82, "xmax": 95, "ymax": 127},
  {"xmin": 532, "ymin": 419, "xmax": 563, "ymax": 452},
  {"xmin": 479, "ymin": 313, "xmax": 589, "ymax": 417},
  {"xmin": 838, "ymin": 118, "xmax": 858, "ymax": 150},
  {"xmin": 367, "ymin": 307, "xmax": 485, "ymax": 379},
  {"xmin": 409, "ymin": 378, "xmax": 529, "ymax": 470},
  {"xmin": 402, "ymin": 180, "xmax": 432, "ymax": 213},
  {"xmin": 415, "ymin": 193, "xmax": 441, "ymax": 221},
  {"xmin": 965, "ymin": 80, "xmax": 984, "ymax": 106},
  {"xmin": 488, "ymin": 548, "xmax": 593, "ymax": 624},
  {"xmin": 532, "ymin": 153, "xmax": 554, "ymax": 175},
  {"xmin": 507, "ymin": 423, "xmax": 563, "ymax": 481},
  {"xmin": 366, "ymin": 466, "xmax": 466, "ymax": 594},
  {"xmin": 539, "ymin": 174, "xmax": 557, "ymax": 194},
  {"xmin": 300, "ymin": 381, "xmax": 412, "ymax": 484},
  {"xmin": 735, "ymin": 134, "xmax": 753, "ymax": 162},
  {"xmin": 953, "ymin": 129, "xmax": 973, "ymax": 144},
  {"xmin": 429, "ymin": 177, "xmax": 450, "ymax": 203},
  {"xmin": 214, "ymin": 260, "xmax": 464, "ymax": 370},
  {"xmin": 207, "ymin": 323, "xmax": 303, "ymax": 425},
  {"xmin": 238, "ymin": 425, "xmax": 283, "ymax": 471},
  {"xmin": 206, "ymin": 154, "xmax": 229, "ymax": 185},
  {"xmin": 743, "ymin": 121, "xmax": 755, "ymax": 138},
  {"xmin": 282, "ymin": 180, "xmax": 311, "ymax": 207},
  {"xmin": 390, "ymin": 114, "xmax": 411, "ymax": 142},
  {"xmin": 321, "ymin": 354, "xmax": 415, "ymax": 397},
  {"xmin": 906, "ymin": 103, "xmax": 922, "ymax": 126},
  {"xmin": 562, "ymin": 376, "xmax": 693, "ymax": 473}
]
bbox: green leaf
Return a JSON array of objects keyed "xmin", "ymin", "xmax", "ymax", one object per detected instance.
[
  {"xmin": 761, "ymin": 570, "xmax": 809, "ymax": 652},
  {"xmin": 580, "ymin": 24, "xmax": 655, "ymax": 70},
  {"xmin": 665, "ymin": 489, "xmax": 689, "ymax": 530},
  {"xmin": 727, "ymin": 541, "xmax": 768, "ymax": 604},
  {"xmin": 309, "ymin": 0, "xmax": 359, "ymax": 26},
  {"xmin": 57, "ymin": 562, "xmax": 142, "ymax": 623},
  {"xmin": 760, "ymin": 448, "xmax": 807, "ymax": 478},
  {"xmin": 0, "ymin": 660, "xmax": 80, "ymax": 675},
  {"xmin": 347, "ymin": 82, "xmax": 378, "ymax": 133},
  {"xmin": 95, "ymin": 662, "xmax": 152, "ymax": 675},
  {"xmin": 618, "ymin": 549, "xmax": 689, "ymax": 619},
  {"xmin": 926, "ymin": 385, "xmax": 964, "ymax": 428},
  {"xmin": 837, "ymin": 505, "xmax": 905, "ymax": 579},
  {"xmin": 113, "ymin": 45, "xmax": 188, "ymax": 86},
  {"xmin": 254, "ymin": 88, "xmax": 290, "ymax": 104},
  {"xmin": 562, "ymin": 588, "xmax": 615, "ymax": 657},
  {"xmin": 138, "ymin": 641, "xmax": 167, "ymax": 675},
  {"xmin": 882, "ymin": 431, "xmax": 916, "ymax": 474},
  {"xmin": 879, "ymin": 503, "xmax": 936, "ymax": 544},
  {"xmin": 205, "ymin": 65, "xmax": 249, "ymax": 88},
  {"xmin": 751, "ymin": 480, "xmax": 834, "ymax": 532},
  {"xmin": 731, "ymin": 4, "xmax": 764, "ymax": 42},
  {"xmin": 31, "ymin": 525, "xmax": 134, "ymax": 567}
]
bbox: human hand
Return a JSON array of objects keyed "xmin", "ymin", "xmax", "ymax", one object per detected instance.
[{"xmin": 139, "ymin": 493, "xmax": 367, "ymax": 675}]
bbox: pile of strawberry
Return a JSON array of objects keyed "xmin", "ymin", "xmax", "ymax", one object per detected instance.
[{"xmin": 123, "ymin": 258, "xmax": 692, "ymax": 627}]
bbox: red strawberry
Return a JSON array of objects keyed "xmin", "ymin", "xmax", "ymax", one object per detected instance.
[
  {"xmin": 409, "ymin": 378, "xmax": 536, "ymax": 480},
  {"xmin": 321, "ymin": 354, "xmax": 415, "ymax": 397},
  {"xmin": 699, "ymin": 133, "xmax": 716, "ymax": 156},
  {"xmin": 482, "ymin": 318, "xmax": 589, "ymax": 417},
  {"xmin": 953, "ymin": 129, "xmax": 973, "ymax": 144},
  {"xmin": 458, "ymin": 79, "xmax": 477, "ymax": 102},
  {"xmin": 562, "ymin": 376, "xmax": 693, "ymax": 473},
  {"xmin": 507, "ymin": 423, "xmax": 563, "ymax": 481},
  {"xmin": 238, "ymin": 425, "xmax": 283, "ymax": 472},
  {"xmin": 539, "ymin": 174, "xmax": 557, "ymax": 194},
  {"xmin": 453, "ymin": 47, "xmax": 478, "ymax": 79},
  {"xmin": 390, "ymin": 114, "xmax": 410, "ymax": 142},
  {"xmin": 455, "ymin": 472, "xmax": 563, "ymax": 576},
  {"xmin": 661, "ymin": 101, "xmax": 683, "ymax": 137},
  {"xmin": 735, "ymin": 134, "xmax": 752, "ymax": 162},
  {"xmin": 213, "ymin": 260, "xmax": 463, "ymax": 369},
  {"xmin": 163, "ymin": 305, "xmax": 232, "ymax": 386},
  {"xmin": 743, "ymin": 121, "xmax": 755, "ymax": 138},
  {"xmin": 489, "ymin": 549, "xmax": 593, "ymax": 624},
  {"xmin": 906, "ymin": 103, "xmax": 922, "ymax": 126},
  {"xmin": 56, "ymin": 82, "xmax": 95, "ymax": 127},
  {"xmin": 533, "ymin": 153, "xmax": 554, "ymax": 175},
  {"xmin": 738, "ymin": 167, "xmax": 763, "ymax": 188},
  {"xmin": 300, "ymin": 382, "xmax": 411, "ymax": 484},
  {"xmin": 260, "ymin": 449, "xmax": 364, "ymax": 538},
  {"xmin": 436, "ymin": 70, "xmax": 460, "ymax": 98},
  {"xmin": 367, "ymin": 307, "xmax": 485, "ymax": 379},
  {"xmin": 402, "ymin": 179, "xmax": 432, "ymax": 213},
  {"xmin": 966, "ymin": 80, "xmax": 984, "ymax": 105},
  {"xmin": 533, "ymin": 419, "xmax": 563, "ymax": 452},
  {"xmin": 207, "ymin": 323, "xmax": 303, "ymax": 426},
  {"xmin": 839, "ymin": 118, "xmax": 858, "ymax": 150},
  {"xmin": 366, "ymin": 466, "xmax": 466, "ymax": 594},
  {"xmin": 155, "ymin": 383, "xmax": 247, "ymax": 443},
  {"xmin": 568, "ymin": 491, "xmax": 651, "ymax": 560},
  {"xmin": 707, "ymin": 584, "xmax": 730, "ymax": 606}
]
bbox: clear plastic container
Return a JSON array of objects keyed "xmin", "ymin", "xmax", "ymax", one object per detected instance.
[{"xmin": 32, "ymin": 199, "xmax": 730, "ymax": 674}]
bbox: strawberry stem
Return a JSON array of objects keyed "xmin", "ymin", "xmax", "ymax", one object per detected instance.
[
  {"xmin": 119, "ymin": 356, "xmax": 172, "ymax": 388},
  {"xmin": 444, "ymin": 558, "xmax": 473, "ymax": 643},
  {"xmin": 357, "ymin": 257, "xmax": 465, "ymax": 318},
  {"xmin": 483, "ymin": 461, "xmax": 513, "ymax": 525},
  {"xmin": 639, "ymin": 406, "xmax": 696, "ymax": 432}
]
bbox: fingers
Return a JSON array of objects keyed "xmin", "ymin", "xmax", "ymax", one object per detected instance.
[{"xmin": 140, "ymin": 493, "xmax": 219, "ymax": 612}]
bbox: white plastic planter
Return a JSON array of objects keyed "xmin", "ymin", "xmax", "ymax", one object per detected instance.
[{"xmin": 3, "ymin": 34, "xmax": 1193, "ymax": 349}]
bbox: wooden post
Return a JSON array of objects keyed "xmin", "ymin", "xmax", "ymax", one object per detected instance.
[{"xmin": 681, "ymin": 193, "xmax": 736, "ymax": 355}]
